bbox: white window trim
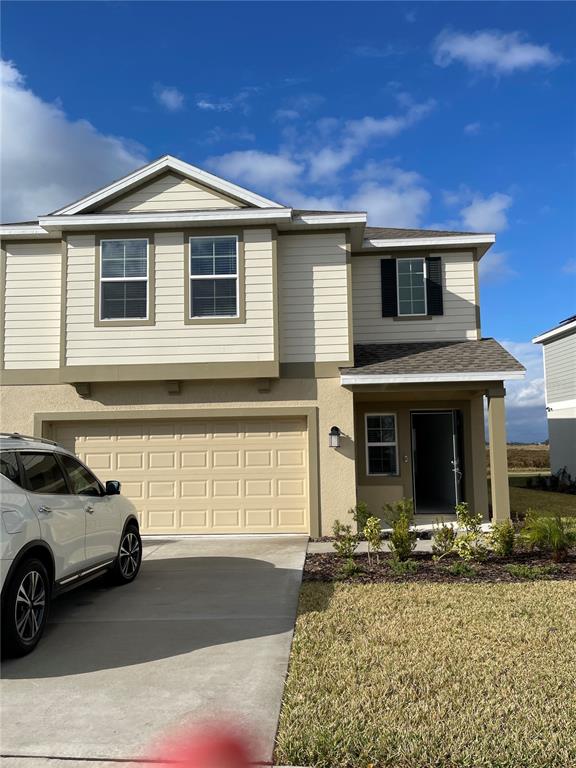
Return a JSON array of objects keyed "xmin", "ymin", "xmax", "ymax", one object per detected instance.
[
  {"xmin": 396, "ymin": 257, "xmax": 427, "ymax": 317},
  {"xmin": 365, "ymin": 412, "xmax": 399, "ymax": 477},
  {"xmin": 189, "ymin": 235, "xmax": 240, "ymax": 320},
  {"xmin": 100, "ymin": 238, "xmax": 149, "ymax": 322}
]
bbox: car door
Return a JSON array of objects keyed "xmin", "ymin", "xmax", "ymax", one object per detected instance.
[
  {"xmin": 58, "ymin": 454, "xmax": 120, "ymax": 565},
  {"xmin": 19, "ymin": 451, "xmax": 86, "ymax": 580}
]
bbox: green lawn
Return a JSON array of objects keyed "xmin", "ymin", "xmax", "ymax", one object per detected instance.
[
  {"xmin": 509, "ymin": 485, "xmax": 576, "ymax": 518},
  {"xmin": 276, "ymin": 581, "xmax": 576, "ymax": 768}
]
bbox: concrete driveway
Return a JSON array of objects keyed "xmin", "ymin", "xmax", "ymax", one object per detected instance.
[{"xmin": 1, "ymin": 535, "xmax": 307, "ymax": 766}]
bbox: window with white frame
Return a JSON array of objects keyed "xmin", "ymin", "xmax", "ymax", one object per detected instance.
[
  {"xmin": 366, "ymin": 414, "xmax": 398, "ymax": 475},
  {"xmin": 189, "ymin": 236, "xmax": 238, "ymax": 318},
  {"xmin": 100, "ymin": 239, "xmax": 148, "ymax": 320},
  {"xmin": 397, "ymin": 257, "xmax": 427, "ymax": 316}
]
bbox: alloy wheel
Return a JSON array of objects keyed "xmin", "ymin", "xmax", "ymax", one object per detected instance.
[
  {"xmin": 119, "ymin": 532, "xmax": 140, "ymax": 578},
  {"xmin": 15, "ymin": 570, "xmax": 46, "ymax": 643}
]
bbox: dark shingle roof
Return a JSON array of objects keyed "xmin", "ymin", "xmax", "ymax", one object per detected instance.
[
  {"xmin": 342, "ymin": 339, "xmax": 525, "ymax": 376},
  {"xmin": 363, "ymin": 226, "xmax": 487, "ymax": 240}
]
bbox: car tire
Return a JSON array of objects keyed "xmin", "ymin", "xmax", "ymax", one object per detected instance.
[
  {"xmin": 109, "ymin": 523, "xmax": 142, "ymax": 586},
  {"xmin": 1, "ymin": 558, "xmax": 50, "ymax": 657}
]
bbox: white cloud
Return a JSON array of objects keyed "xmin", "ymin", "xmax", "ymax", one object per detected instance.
[
  {"xmin": 153, "ymin": 84, "xmax": 184, "ymax": 112},
  {"xmin": 205, "ymin": 150, "xmax": 303, "ymax": 202},
  {"xmin": 433, "ymin": 29, "xmax": 562, "ymax": 75},
  {"xmin": 1, "ymin": 59, "xmax": 146, "ymax": 222},
  {"xmin": 562, "ymin": 258, "xmax": 576, "ymax": 274},
  {"xmin": 498, "ymin": 341, "xmax": 547, "ymax": 442},
  {"xmin": 196, "ymin": 87, "xmax": 259, "ymax": 115},
  {"xmin": 478, "ymin": 251, "xmax": 517, "ymax": 283},
  {"xmin": 196, "ymin": 98, "xmax": 233, "ymax": 113},
  {"xmin": 460, "ymin": 192, "xmax": 513, "ymax": 232},
  {"xmin": 464, "ymin": 122, "xmax": 481, "ymax": 135}
]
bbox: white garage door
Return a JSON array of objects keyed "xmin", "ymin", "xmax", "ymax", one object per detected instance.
[{"xmin": 53, "ymin": 416, "xmax": 309, "ymax": 534}]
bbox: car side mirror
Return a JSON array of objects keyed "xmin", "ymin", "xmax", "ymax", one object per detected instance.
[{"xmin": 105, "ymin": 480, "xmax": 121, "ymax": 496}]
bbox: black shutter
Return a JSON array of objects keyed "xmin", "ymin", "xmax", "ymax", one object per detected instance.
[
  {"xmin": 381, "ymin": 258, "xmax": 397, "ymax": 317},
  {"xmin": 426, "ymin": 256, "xmax": 443, "ymax": 316}
]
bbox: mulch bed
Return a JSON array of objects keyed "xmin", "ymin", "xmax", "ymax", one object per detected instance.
[{"xmin": 304, "ymin": 551, "xmax": 576, "ymax": 583}]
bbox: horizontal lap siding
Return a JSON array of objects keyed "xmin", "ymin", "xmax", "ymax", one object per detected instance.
[
  {"xmin": 352, "ymin": 252, "xmax": 478, "ymax": 342},
  {"xmin": 65, "ymin": 230, "xmax": 274, "ymax": 366},
  {"xmin": 544, "ymin": 334, "xmax": 576, "ymax": 402},
  {"xmin": 4, "ymin": 242, "xmax": 61, "ymax": 369},
  {"xmin": 100, "ymin": 173, "xmax": 242, "ymax": 212},
  {"xmin": 279, "ymin": 233, "xmax": 350, "ymax": 363}
]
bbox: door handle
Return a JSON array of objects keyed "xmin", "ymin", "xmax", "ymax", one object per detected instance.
[
  {"xmin": 37, "ymin": 505, "xmax": 52, "ymax": 515},
  {"xmin": 85, "ymin": 505, "xmax": 95, "ymax": 514}
]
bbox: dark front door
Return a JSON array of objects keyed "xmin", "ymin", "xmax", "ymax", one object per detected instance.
[{"xmin": 411, "ymin": 411, "xmax": 463, "ymax": 515}]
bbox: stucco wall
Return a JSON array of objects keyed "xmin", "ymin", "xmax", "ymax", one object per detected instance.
[{"xmin": 0, "ymin": 376, "xmax": 357, "ymax": 536}]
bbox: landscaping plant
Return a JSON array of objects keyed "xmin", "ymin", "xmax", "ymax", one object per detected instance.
[
  {"xmin": 453, "ymin": 502, "xmax": 489, "ymax": 562},
  {"xmin": 431, "ymin": 520, "xmax": 457, "ymax": 561},
  {"xmin": 505, "ymin": 563, "xmax": 558, "ymax": 580},
  {"xmin": 447, "ymin": 561, "xmax": 476, "ymax": 578},
  {"xmin": 489, "ymin": 520, "xmax": 516, "ymax": 557},
  {"xmin": 390, "ymin": 558, "xmax": 419, "ymax": 576},
  {"xmin": 331, "ymin": 520, "xmax": 359, "ymax": 559},
  {"xmin": 351, "ymin": 501, "xmax": 370, "ymax": 534},
  {"xmin": 384, "ymin": 499, "xmax": 417, "ymax": 561},
  {"xmin": 363, "ymin": 516, "xmax": 383, "ymax": 566},
  {"xmin": 340, "ymin": 557, "xmax": 361, "ymax": 578},
  {"xmin": 521, "ymin": 510, "xmax": 576, "ymax": 562}
]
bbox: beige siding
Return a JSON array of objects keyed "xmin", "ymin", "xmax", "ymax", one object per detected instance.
[
  {"xmin": 3, "ymin": 242, "xmax": 61, "ymax": 369},
  {"xmin": 65, "ymin": 229, "xmax": 274, "ymax": 366},
  {"xmin": 352, "ymin": 251, "xmax": 479, "ymax": 342},
  {"xmin": 100, "ymin": 173, "xmax": 243, "ymax": 212},
  {"xmin": 278, "ymin": 232, "xmax": 350, "ymax": 363},
  {"xmin": 543, "ymin": 333, "xmax": 576, "ymax": 403}
]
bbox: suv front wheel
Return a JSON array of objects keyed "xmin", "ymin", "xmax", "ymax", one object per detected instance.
[
  {"xmin": 2, "ymin": 558, "xmax": 50, "ymax": 657},
  {"xmin": 109, "ymin": 523, "xmax": 142, "ymax": 585}
]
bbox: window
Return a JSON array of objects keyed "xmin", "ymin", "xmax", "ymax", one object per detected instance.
[
  {"xmin": 20, "ymin": 452, "xmax": 69, "ymax": 495},
  {"xmin": 100, "ymin": 239, "xmax": 148, "ymax": 320},
  {"xmin": 366, "ymin": 414, "xmax": 398, "ymax": 475},
  {"xmin": 189, "ymin": 236, "xmax": 238, "ymax": 318},
  {"xmin": 0, "ymin": 452, "xmax": 20, "ymax": 485},
  {"xmin": 397, "ymin": 258, "xmax": 427, "ymax": 316},
  {"xmin": 59, "ymin": 454, "xmax": 103, "ymax": 497}
]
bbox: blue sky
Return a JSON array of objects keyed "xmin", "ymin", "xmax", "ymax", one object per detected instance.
[{"xmin": 2, "ymin": 1, "xmax": 575, "ymax": 440}]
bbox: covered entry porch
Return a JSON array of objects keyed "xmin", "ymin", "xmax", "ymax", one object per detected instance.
[{"xmin": 341, "ymin": 340, "xmax": 526, "ymax": 524}]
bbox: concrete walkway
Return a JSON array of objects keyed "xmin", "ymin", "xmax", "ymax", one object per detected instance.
[{"xmin": 1, "ymin": 535, "xmax": 308, "ymax": 767}]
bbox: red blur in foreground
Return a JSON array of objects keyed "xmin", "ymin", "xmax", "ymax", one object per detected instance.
[{"xmin": 152, "ymin": 724, "xmax": 254, "ymax": 768}]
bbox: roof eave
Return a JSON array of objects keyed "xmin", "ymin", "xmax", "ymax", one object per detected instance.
[
  {"xmin": 341, "ymin": 370, "xmax": 525, "ymax": 385},
  {"xmin": 533, "ymin": 319, "xmax": 576, "ymax": 344},
  {"xmin": 361, "ymin": 233, "xmax": 495, "ymax": 255}
]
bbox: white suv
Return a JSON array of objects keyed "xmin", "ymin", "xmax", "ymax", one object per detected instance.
[{"xmin": 0, "ymin": 433, "xmax": 142, "ymax": 656}]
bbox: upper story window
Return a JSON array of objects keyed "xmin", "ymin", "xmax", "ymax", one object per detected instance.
[
  {"xmin": 100, "ymin": 239, "xmax": 148, "ymax": 320},
  {"xmin": 397, "ymin": 257, "xmax": 427, "ymax": 316},
  {"xmin": 189, "ymin": 236, "xmax": 238, "ymax": 318}
]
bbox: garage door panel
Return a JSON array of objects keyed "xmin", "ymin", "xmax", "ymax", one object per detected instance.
[{"xmin": 52, "ymin": 416, "xmax": 309, "ymax": 534}]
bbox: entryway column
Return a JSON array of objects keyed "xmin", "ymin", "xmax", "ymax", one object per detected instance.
[{"xmin": 487, "ymin": 387, "xmax": 510, "ymax": 522}]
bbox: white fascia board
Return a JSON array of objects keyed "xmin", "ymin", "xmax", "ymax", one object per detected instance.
[
  {"xmin": 0, "ymin": 225, "xmax": 53, "ymax": 238},
  {"xmin": 363, "ymin": 234, "xmax": 496, "ymax": 249},
  {"xmin": 52, "ymin": 155, "xmax": 284, "ymax": 215},
  {"xmin": 292, "ymin": 212, "xmax": 367, "ymax": 226},
  {"xmin": 39, "ymin": 208, "xmax": 293, "ymax": 230},
  {"xmin": 532, "ymin": 320, "xmax": 576, "ymax": 344},
  {"xmin": 546, "ymin": 398, "xmax": 576, "ymax": 411},
  {"xmin": 341, "ymin": 370, "xmax": 525, "ymax": 385}
]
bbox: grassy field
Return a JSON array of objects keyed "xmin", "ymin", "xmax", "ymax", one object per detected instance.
[
  {"xmin": 486, "ymin": 444, "xmax": 550, "ymax": 471},
  {"xmin": 276, "ymin": 581, "xmax": 576, "ymax": 768},
  {"xmin": 509, "ymin": 485, "xmax": 576, "ymax": 518}
]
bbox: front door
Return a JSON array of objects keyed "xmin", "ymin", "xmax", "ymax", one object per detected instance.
[{"xmin": 411, "ymin": 411, "xmax": 463, "ymax": 515}]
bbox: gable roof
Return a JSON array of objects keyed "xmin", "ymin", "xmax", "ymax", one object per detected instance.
[
  {"xmin": 51, "ymin": 155, "xmax": 284, "ymax": 215},
  {"xmin": 364, "ymin": 226, "xmax": 486, "ymax": 240}
]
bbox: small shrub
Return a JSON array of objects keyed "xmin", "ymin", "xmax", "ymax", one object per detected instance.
[
  {"xmin": 332, "ymin": 520, "xmax": 359, "ymax": 559},
  {"xmin": 447, "ymin": 561, "xmax": 476, "ymax": 578},
  {"xmin": 383, "ymin": 497, "xmax": 415, "ymax": 524},
  {"xmin": 383, "ymin": 498, "xmax": 417, "ymax": 562},
  {"xmin": 340, "ymin": 557, "xmax": 361, "ymax": 578},
  {"xmin": 389, "ymin": 558, "xmax": 419, "ymax": 576},
  {"xmin": 364, "ymin": 516, "xmax": 383, "ymax": 566},
  {"xmin": 505, "ymin": 564, "xmax": 558, "ymax": 580},
  {"xmin": 522, "ymin": 510, "xmax": 576, "ymax": 562},
  {"xmin": 454, "ymin": 502, "xmax": 488, "ymax": 561},
  {"xmin": 489, "ymin": 520, "xmax": 516, "ymax": 557},
  {"xmin": 351, "ymin": 501, "xmax": 371, "ymax": 533},
  {"xmin": 432, "ymin": 520, "xmax": 457, "ymax": 561}
]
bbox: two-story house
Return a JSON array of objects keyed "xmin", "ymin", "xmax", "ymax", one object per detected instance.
[
  {"xmin": 0, "ymin": 155, "xmax": 524, "ymax": 535},
  {"xmin": 533, "ymin": 315, "xmax": 576, "ymax": 478}
]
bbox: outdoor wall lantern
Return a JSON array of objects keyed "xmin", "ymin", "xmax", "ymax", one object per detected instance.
[{"xmin": 329, "ymin": 426, "xmax": 342, "ymax": 448}]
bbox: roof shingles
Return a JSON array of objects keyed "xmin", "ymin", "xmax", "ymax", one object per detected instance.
[{"xmin": 342, "ymin": 339, "xmax": 525, "ymax": 376}]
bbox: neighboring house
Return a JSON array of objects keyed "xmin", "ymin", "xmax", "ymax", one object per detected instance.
[
  {"xmin": 533, "ymin": 316, "xmax": 576, "ymax": 478},
  {"xmin": 0, "ymin": 155, "xmax": 524, "ymax": 535}
]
